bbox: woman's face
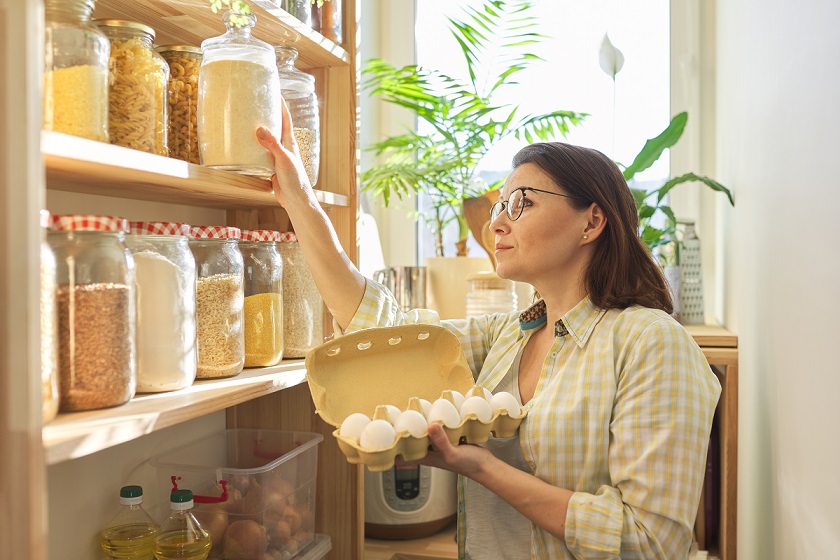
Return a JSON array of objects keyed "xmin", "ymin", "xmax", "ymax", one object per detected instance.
[{"xmin": 491, "ymin": 163, "xmax": 592, "ymax": 286}]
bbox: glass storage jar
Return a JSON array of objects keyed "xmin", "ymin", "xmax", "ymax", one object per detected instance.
[
  {"xmin": 314, "ymin": 0, "xmax": 343, "ymax": 45},
  {"xmin": 198, "ymin": 11, "xmax": 283, "ymax": 177},
  {"xmin": 277, "ymin": 232, "xmax": 323, "ymax": 357},
  {"xmin": 276, "ymin": 45, "xmax": 320, "ymax": 186},
  {"xmin": 189, "ymin": 226, "xmax": 244, "ymax": 378},
  {"xmin": 40, "ymin": 210, "xmax": 59, "ymax": 424},
  {"xmin": 280, "ymin": 0, "xmax": 312, "ymax": 26},
  {"xmin": 240, "ymin": 230, "xmax": 284, "ymax": 367},
  {"xmin": 465, "ymin": 271, "xmax": 517, "ymax": 319},
  {"xmin": 47, "ymin": 215, "xmax": 136, "ymax": 412},
  {"xmin": 96, "ymin": 19, "xmax": 169, "ymax": 155},
  {"xmin": 157, "ymin": 45, "xmax": 202, "ymax": 164},
  {"xmin": 43, "ymin": 0, "xmax": 110, "ymax": 142},
  {"xmin": 126, "ymin": 222, "xmax": 197, "ymax": 392}
]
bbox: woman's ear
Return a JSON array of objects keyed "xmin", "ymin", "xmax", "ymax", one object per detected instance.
[{"xmin": 582, "ymin": 203, "xmax": 607, "ymax": 242}]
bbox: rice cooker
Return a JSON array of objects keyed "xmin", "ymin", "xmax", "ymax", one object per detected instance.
[{"xmin": 364, "ymin": 464, "xmax": 457, "ymax": 540}]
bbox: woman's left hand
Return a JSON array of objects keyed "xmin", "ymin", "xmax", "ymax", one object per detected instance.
[{"xmin": 410, "ymin": 422, "xmax": 493, "ymax": 479}]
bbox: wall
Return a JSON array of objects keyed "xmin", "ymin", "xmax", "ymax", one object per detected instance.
[{"xmin": 714, "ymin": 1, "xmax": 840, "ymax": 558}]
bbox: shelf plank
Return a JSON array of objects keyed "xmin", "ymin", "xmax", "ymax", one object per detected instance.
[
  {"xmin": 686, "ymin": 324, "xmax": 738, "ymax": 348},
  {"xmin": 94, "ymin": 0, "xmax": 348, "ymax": 69},
  {"xmin": 43, "ymin": 131, "xmax": 348, "ymax": 209},
  {"xmin": 42, "ymin": 361, "xmax": 308, "ymax": 465}
]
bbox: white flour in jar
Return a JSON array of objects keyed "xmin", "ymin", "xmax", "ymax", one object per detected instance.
[
  {"xmin": 133, "ymin": 251, "xmax": 197, "ymax": 391},
  {"xmin": 198, "ymin": 58, "xmax": 282, "ymax": 176}
]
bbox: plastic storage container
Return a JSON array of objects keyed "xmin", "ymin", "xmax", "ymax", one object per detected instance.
[
  {"xmin": 240, "ymin": 230, "xmax": 284, "ymax": 367},
  {"xmin": 189, "ymin": 226, "xmax": 244, "ymax": 379},
  {"xmin": 277, "ymin": 232, "xmax": 323, "ymax": 358},
  {"xmin": 126, "ymin": 222, "xmax": 197, "ymax": 392},
  {"xmin": 100, "ymin": 485, "xmax": 159, "ymax": 560},
  {"xmin": 48, "ymin": 214, "xmax": 136, "ymax": 411},
  {"xmin": 465, "ymin": 271, "xmax": 517, "ymax": 318},
  {"xmin": 150, "ymin": 430, "xmax": 323, "ymax": 560},
  {"xmin": 43, "ymin": 0, "xmax": 110, "ymax": 141},
  {"xmin": 153, "ymin": 489, "xmax": 212, "ymax": 560},
  {"xmin": 96, "ymin": 19, "xmax": 169, "ymax": 155},
  {"xmin": 158, "ymin": 45, "xmax": 202, "ymax": 163},
  {"xmin": 198, "ymin": 11, "xmax": 283, "ymax": 177},
  {"xmin": 40, "ymin": 210, "xmax": 59, "ymax": 424},
  {"xmin": 276, "ymin": 46, "xmax": 320, "ymax": 186}
]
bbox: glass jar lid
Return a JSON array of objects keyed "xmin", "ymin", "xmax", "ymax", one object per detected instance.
[
  {"xmin": 201, "ymin": 11, "xmax": 273, "ymax": 58},
  {"xmin": 95, "ymin": 19, "xmax": 156, "ymax": 40},
  {"xmin": 49, "ymin": 214, "xmax": 129, "ymax": 233},
  {"xmin": 275, "ymin": 45, "xmax": 315, "ymax": 92},
  {"xmin": 241, "ymin": 229, "xmax": 281, "ymax": 242},
  {"xmin": 190, "ymin": 225, "xmax": 242, "ymax": 240},
  {"xmin": 130, "ymin": 222, "xmax": 192, "ymax": 236},
  {"xmin": 277, "ymin": 232, "xmax": 298, "ymax": 243},
  {"xmin": 156, "ymin": 44, "xmax": 202, "ymax": 55}
]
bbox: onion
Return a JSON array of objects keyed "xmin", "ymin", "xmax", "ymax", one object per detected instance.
[
  {"xmin": 238, "ymin": 480, "xmax": 265, "ymax": 522},
  {"xmin": 193, "ymin": 504, "xmax": 228, "ymax": 549},
  {"xmin": 223, "ymin": 520, "xmax": 269, "ymax": 560},
  {"xmin": 267, "ymin": 519, "xmax": 292, "ymax": 547}
]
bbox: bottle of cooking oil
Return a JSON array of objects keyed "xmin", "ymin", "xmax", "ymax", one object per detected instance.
[
  {"xmin": 100, "ymin": 485, "xmax": 159, "ymax": 559},
  {"xmin": 152, "ymin": 489, "xmax": 212, "ymax": 560}
]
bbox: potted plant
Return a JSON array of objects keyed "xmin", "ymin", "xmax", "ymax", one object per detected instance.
[{"xmin": 361, "ymin": 0, "xmax": 586, "ymax": 258}]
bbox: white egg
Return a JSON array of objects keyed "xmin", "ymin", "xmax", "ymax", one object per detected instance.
[
  {"xmin": 417, "ymin": 398, "xmax": 432, "ymax": 418},
  {"xmin": 339, "ymin": 412, "xmax": 371, "ymax": 440},
  {"xmin": 466, "ymin": 385, "xmax": 492, "ymax": 401},
  {"xmin": 427, "ymin": 398, "xmax": 461, "ymax": 428},
  {"xmin": 490, "ymin": 391, "xmax": 522, "ymax": 416},
  {"xmin": 459, "ymin": 396, "xmax": 493, "ymax": 423},
  {"xmin": 359, "ymin": 419, "xmax": 397, "ymax": 450},
  {"xmin": 383, "ymin": 404, "xmax": 402, "ymax": 424},
  {"xmin": 448, "ymin": 390, "xmax": 465, "ymax": 411},
  {"xmin": 393, "ymin": 410, "xmax": 428, "ymax": 437}
]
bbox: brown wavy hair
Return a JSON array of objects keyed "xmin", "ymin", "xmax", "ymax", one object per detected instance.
[{"xmin": 512, "ymin": 142, "xmax": 673, "ymax": 313}]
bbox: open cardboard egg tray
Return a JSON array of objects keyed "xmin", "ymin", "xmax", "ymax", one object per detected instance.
[{"xmin": 306, "ymin": 324, "xmax": 526, "ymax": 471}]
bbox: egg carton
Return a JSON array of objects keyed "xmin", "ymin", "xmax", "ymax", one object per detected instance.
[{"xmin": 306, "ymin": 324, "xmax": 527, "ymax": 472}]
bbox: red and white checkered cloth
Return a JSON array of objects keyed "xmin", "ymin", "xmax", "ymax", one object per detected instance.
[
  {"xmin": 49, "ymin": 214, "xmax": 129, "ymax": 233},
  {"xmin": 241, "ymin": 229, "xmax": 281, "ymax": 242},
  {"xmin": 189, "ymin": 225, "xmax": 242, "ymax": 239},
  {"xmin": 129, "ymin": 222, "xmax": 191, "ymax": 236}
]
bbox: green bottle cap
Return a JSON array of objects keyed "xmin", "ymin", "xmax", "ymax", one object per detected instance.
[
  {"xmin": 120, "ymin": 485, "xmax": 143, "ymax": 499},
  {"xmin": 170, "ymin": 489, "xmax": 193, "ymax": 503}
]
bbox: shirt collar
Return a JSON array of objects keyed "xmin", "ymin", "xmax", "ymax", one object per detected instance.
[{"xmin": 518, "ymin": 296, "xmax": 606, "ymax": 348}]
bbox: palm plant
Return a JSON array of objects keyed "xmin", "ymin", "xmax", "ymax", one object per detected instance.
[{"xmin": 362, "ymin": 0, "xmax": 587, "ymax": 257}]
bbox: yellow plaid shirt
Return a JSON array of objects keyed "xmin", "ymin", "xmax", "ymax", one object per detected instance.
[{"xmin": 337, "ymin": 279, "xmax": 721, "ymax": 559}]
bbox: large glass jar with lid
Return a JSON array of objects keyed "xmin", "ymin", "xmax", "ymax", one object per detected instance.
[
  {"xmin": 47, "ymin": 215, "xmax": 136, "ymax": 412},
  {"xmin": 126, "ymin": 222, "xmax": 197, "ymax": 392},
  {"xmin": 189, "ymin": 226, "xmax": 245, "ymax": 379},
  {"xmin": 198, "ymin": 11, "xmax": 283, "ymax": 178},
  {"xmin": 96, "ymin": 19, "xmax": 169, "ymax": 155},
  {"xmin": 157, "ymin": 46, "xmax": 202, "ymax": 164},
  {"xmin": 240, "ymin": 230, "xmax": 284, "ymax": 367},
  {"xmin": 43, "ymin": 0, "xmax": 110, "ymax": 142},
  {"xmin": 277, "ymin": 232, "xmax": 323, "ymax": 358},
  {"xmin": 276, "ymin": 45, "xmax": 320, "ymax": 186},
  {"xmin": 40, "ymin": 210, "xmax": 59, "ymax": 423}
]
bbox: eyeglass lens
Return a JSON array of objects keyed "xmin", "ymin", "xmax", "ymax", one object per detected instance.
[{"xmin": 490, "ymin": 189, "xmax": 527, "ymax": 222}]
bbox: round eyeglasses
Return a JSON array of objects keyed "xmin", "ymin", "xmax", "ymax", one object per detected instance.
[{"xmin": 489, "ymin": 187, "xmax": 580, "ymax": 223}]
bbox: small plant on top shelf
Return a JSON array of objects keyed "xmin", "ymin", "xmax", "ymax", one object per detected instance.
[{"xmin": 206, "ymin": 0, "xmax": 251, "ymax": 26}]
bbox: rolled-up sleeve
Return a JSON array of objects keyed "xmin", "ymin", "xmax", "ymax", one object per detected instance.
[{"xmin": 564, "ymin": 319, "xmax": 721, "ymax": 559}]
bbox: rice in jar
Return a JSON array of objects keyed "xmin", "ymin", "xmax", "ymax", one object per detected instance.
[{"xmin": 277, "ymin": 232, "xmax": 323, "ymax": 358}]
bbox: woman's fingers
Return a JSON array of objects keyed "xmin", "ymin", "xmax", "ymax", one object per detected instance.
[
  {"xmin": 279, "ymin": 98, "xmax": 298, "ymax": 152},
  {"xmin": 256, "ymin": 126, "xmax": 286, "ymax": 162}
]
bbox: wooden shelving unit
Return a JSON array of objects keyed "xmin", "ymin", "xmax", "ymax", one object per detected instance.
[{"xmin": 1, "ymin": 0, "xmax": 360, "ymax": 558}]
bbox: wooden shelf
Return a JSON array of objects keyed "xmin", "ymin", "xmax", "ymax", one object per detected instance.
[
  {"xmin": 686, "ymin": 324, "xmax": 737, "ymax": 349},
  {"xmin": 42, "ymin": 360, "xmax": 308, "ymax": 466},
  {"xmin": 94, "ymin": 0, "xmax": 349, "ymax": 69},
  {"xmin": 43, "ymin": 131, "xmax": 349, "ymax": 209}
]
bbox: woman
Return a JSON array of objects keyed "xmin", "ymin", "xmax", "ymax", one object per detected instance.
[{"xmin": 256, "ymin": 103, "xmax": 721, "ymax": 559}]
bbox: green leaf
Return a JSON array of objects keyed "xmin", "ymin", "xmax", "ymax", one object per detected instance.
[
  {"xmin": 623, "ymin": 112, "xmax": 688, "ymax": 181},
  {"xmin": 656, "ymin": 172, "xmax": 735, "ymax": 206}
]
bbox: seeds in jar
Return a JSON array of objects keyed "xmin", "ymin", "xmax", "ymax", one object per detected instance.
[
  {"xmin": 244, "ymin": 292, "xmax": 284, "ymax": 367},
  {"xmin": 196, "ymin": 273, "xmax": 244, "ymax": 378},
  {"xmin": 280, "ymin": 251, "xmax": 323, "ymax": 358},
  {"xmin": 198, "ymin": 58, "xmax": 282, "ymax": 176},
  {"xmin": 293, "ymin": 127, "xmax": 319, "ymax": 185},
  {"xmin": 161, "ymin": 50, "xmax": 201, "ymax": 163},
  {"xmin": 108, "ymin": 37, "xmax": 168, "ymax": 155},
  {"xmin": 43, "ymin": 64, "xmax": 109, "ymax": 141},
  {"xmin": 56, "ymin": 283, "xmax": 134, "ymax": 411}
]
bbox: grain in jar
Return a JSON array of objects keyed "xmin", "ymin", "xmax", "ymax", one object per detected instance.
[
  {"xmin": 189, "ymin": 226, "xmax": 244, "ymax": 378},
  {"xmin": 96, "ymin": 19, "xmax": 169, "ymax": 155},
  {"xmin": 240, "ymin": 230, "xmax": 284, "ymax": 367},
  {"xmin": 277, "ymin": 232, "xmax": 323, "ymax": 357},
  {"xmin": 198, "ymin": 12, "xmax": 282, "ymax": 177},
  {"xmin": 43, "ymin": 0, "xmax": 110, "ymax": 141},
  {"xmin": 40, "ymin": 210, "xmax": 59, "ymax": 423},
  {"xmin": 276, "ymin": 45, "xmax": 320, "ymax": 186},
  {"xmin": 157, "ymin": 45, "xmax": 202, "ymax": 164},
  {"xmin": 126, "ymin": 222, "xmax": 197, "ymax": 392},
  {"xmin": 47, "ymin": 215, "xmax": 136, "ymax": 411}
]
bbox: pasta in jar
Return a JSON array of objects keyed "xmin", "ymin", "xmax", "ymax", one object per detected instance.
[
  {"xmin": 158, "ymin": 46, "xmax": 202, "ymax": 164},
  {"xmin": 96, "ymin": 19, "xmax": 168, "ymax": 155}
]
